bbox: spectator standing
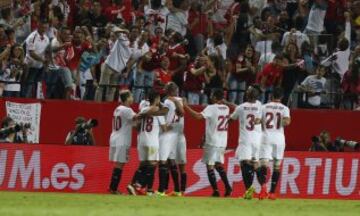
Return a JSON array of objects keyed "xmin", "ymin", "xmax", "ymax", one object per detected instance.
[
  {"xmin": 183, "ymin": 56, "xmax": 215, "ymax": 105},
  {"xmin": 48, "ymin": 26, "xmax": 75, "ymax": 99},
  {"xmin": 228, "ymin": 45, "xmax": 258, "ymax": 104},
  {"xmin": 257, "ymin": 54, "xmax": 286, "ymax": 103},
  {"xmin": 23, "ymin": 20, "xmax": 50, "ymax": 98},
  {"xmin": 3, "ymin": 45, "xmax": 26, "ymax": 97},
  {"xmin": 299, "ymin": 65, "xmax": 327, "ymax": 108},
  {"xmin": 94, "ymin": 27, "xmax": 131, "ymax": 102}
]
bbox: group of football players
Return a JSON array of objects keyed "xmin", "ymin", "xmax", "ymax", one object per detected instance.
[{"xmin": 107, "ymin": 82, "xmax": 291, "ymax": 200}]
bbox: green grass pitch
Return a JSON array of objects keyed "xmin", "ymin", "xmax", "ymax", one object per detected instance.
[{"xmin": 0, "ymin": 192, "xmax": 359, "ymax": 216}]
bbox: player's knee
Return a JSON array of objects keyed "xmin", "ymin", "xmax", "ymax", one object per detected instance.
[
  {"xmin": 215, "ymin": 163, "xmax": 224, "ymax": 172},
  {"xmin": 114, "ymin": 162, "xmax": 124, "ymax": 169},
  {"xmin": 273, "ymin": 159, "xmax": 282, "ymax": 171},
  {"xmin": 259, "ymin": 159, "xmax": 268, "ymax": 167},
  {"xmin": 240, "ymin": 160, "xmax": 252, "ymax": 166}
]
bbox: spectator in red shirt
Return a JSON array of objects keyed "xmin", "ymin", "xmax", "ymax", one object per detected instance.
[
  {"xmin": 183, "ymin": 55, "xmax": 215, "ymax": 105},
  {"xmin": 168, "ymin": 32, "xmax": 188, "ymax": 90},
  {"xmin": 188, "ymin": 1, "xmax": 208, "ymax": 57},
  {"xmin": 154, "ymin": 57, "xmax": 172, "ymax": 94},
  {"xmin": 228, "ymin": 45, "xmax": 258, "ymax": 104},
  {"xmin": 68, "ymin": 27, "xmax": 93, "ymax": 92},
  {"xmin": 257, "ymin": 54, "xmax": 286, "ymax": 103},
  {"xmin": 342, "ymin": 59, "xmax": 360, "ymax": 110},
  {"xmin": 105, "ymin": 0, "xmax": 127, "ymax": 24}
]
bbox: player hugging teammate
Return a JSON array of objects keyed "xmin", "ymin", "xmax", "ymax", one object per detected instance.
[{"xmin": 108, "ymin": 86, "xmax": 290, "ymax": 200}]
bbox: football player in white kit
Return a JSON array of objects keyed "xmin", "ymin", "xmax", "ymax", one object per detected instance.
[
  {"xmin": 183, "ymin": 89, "xmax": 232, "ymax": 197},
  {"xmin": 229, "ymin": 86, "xmax": 262, "ymax": 199},
  {"xmin": 157, "ymin": 82, "xmax": 185, "ymax": 196},
  {"xmin": 258, "ymin": 87, "xmax": 291, "ymax": 200},
  {"xmin": 129, "ymin": 90, "xmax": 168, "ymax": 195},
  {"xmin": 108, "ymin": 90, "xmax": 143, "ymax": 194}
]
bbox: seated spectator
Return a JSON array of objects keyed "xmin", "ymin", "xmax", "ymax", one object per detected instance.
[{"xmin": 298, "ymin": 65, "xmax": 327, "ymax": 108}]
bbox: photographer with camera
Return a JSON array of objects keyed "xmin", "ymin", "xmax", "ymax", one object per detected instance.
[
  {"xmin": 0, "ymin": 116, "xmax": 29, "ymax": 143},
  {"xmin": 310, "ymin": 130, "xmax": 359, "ymax": 152},
  {"xmin": 65, "ymin": 117, "xmax": 97, "ymax": 146}
]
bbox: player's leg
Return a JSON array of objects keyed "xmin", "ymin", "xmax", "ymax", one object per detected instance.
[
  {"xmin": 203, "ymin": 145, "xmax": 219, "ymax": 197},
  {"xmin": 127, "ymin": 144, "xmax": 149, "ymax": 195},
  {"xmin": 109, "ymin": 162, "xmax": 125, "ymax": 194},
  {"xmin": 178, "ymin": 164, "xmax": 187, "ymax": 195},
  {"xmin": 158, "ymin": 133, "xmax": 175, "ymax": 195},
  {"xmin": 268, "ymin": 159, "xmax": 282, "ymax": 200},
  {"xmin": 168, "ymin": 159, "xmax": 181, "ymax": 194},
  {"xmin": 268, "ymin": 142, "xmax": 285, "ymax": 200},
  {"xmin": 145, "ymin": 145, "xmax": 159, "ymax": 195},
  {"xmin": 206, "ymin": 164, "xmax": 220, "ymax": 197},
  {"xmin": 256, "ymin": 158, "xmax": 269, "ymax": 199},
  {"xmin": 215, "ymin": 162, "xmax": 232, "ymax": 197},
  {"xmin": 157, "ymin": 160, "xmax": 169, "ymax": 194},
  {"xmin": 145, "ymin": 160, "xmax": 158, "ymax": 195},
  {"xmin": 177, "ymin": 134, "xmax": 187, "ymax": 195},
  {"xmin": 108, "ymin": 146, "xmax": 128, "ymax": 194},
  {"xmin": 240, "ymin": 159, "xmax": 255, "ymax": 199}
]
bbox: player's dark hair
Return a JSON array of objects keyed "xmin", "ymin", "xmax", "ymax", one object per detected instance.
[
  {"xmin": 1, "ymin": 116, "xmax": 14, "ymax": 128},
  {"xmin": 247, "ymin": 86, "xmax": 260, "ymax": 101},
  {"xmin": 164, "ymin": 82, "xmax": 178, "ymax": 95},
  {"xmin": 272, "ymin": 87, "xmax": 284, "ymax": 100},
  {"xmin": 212, "ymin": 89, "xmax": 224, "ymax": 101},
  {"xmin": 148, "ymin": 90, "xmax": 160, "ymax": 104},
  {"xmin": 338, "ymin": 38, "xmax": 349, "ymax": 51},
  {"xmin": 120, "ymin": 90, "xmax": 131, "ymax": 103}
]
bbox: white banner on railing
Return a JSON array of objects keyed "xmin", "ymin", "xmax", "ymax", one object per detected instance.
[{"xmin": 5, "ymin": 102, "xmax": 42, "ymax": 143}]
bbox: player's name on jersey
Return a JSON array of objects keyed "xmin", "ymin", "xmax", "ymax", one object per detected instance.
[
  {"xmin": 243, "ymin": 107, "xmax": 259, "ymax": 111},
  {"xmin": 265, "ymin": 105, "xmax": 285, "ymax": 110}
]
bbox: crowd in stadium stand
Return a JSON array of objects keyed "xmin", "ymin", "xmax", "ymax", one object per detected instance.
[{"xmin": 0, "ymin": 0, "xmax": 359, "ymax": 109}]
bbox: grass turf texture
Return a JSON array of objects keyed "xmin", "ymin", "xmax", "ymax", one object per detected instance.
[{"xmin": 0, "ymin": 192, "xmax": 359, "ymax": 216}]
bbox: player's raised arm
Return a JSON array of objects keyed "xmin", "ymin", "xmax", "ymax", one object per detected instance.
[{"xmin": 182, "ymin": 98, "xmax": 205, "ymax": 120}]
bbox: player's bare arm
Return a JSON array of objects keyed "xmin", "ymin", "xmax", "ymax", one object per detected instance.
[
  {"xmin": 168, "ymin": 97, "xmax": 185, "ymax": 117},
  {"xmin": 282, "ymin": 117, "xmax": 291, "ymax": 126},
  {"xmin": 222, "ymin": 99, "xmax": 237, "ymax": 110},
  {"xmin": 183, "ymin": 98, "xmax": 204, "ymax": 120}
]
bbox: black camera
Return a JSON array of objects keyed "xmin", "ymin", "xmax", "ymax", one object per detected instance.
[
  {"xmin": 78, "ymin": 119, "xmax": 98, "ymax": 130},
  {"xmin": 334, "ymin": 137, "xmax": 359, "ymax": 151},
  {"xmin": 0, "ymin": 125, "xmax": 22, "ymax": 137}
]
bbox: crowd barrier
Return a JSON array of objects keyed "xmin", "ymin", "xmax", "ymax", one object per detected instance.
[
  {"xmin": 0, "ymin": 98, "xmax": 360, "ymax": 151},
  {"xmin": 0, "ymin": 144, "xmax": 359, "ymax": 199}
]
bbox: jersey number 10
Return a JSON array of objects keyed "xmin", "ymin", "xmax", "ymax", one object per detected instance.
[{"xmin": 113, "ymin": 116, "xmax": 121, "ymax": 131}]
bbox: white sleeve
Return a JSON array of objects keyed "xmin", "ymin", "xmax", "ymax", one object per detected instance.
[
  {"xmin": 255, "ymin": 106, "xmax": 262, "ymax": 119},
  {"xmin": 124, "ymin": 108, "xmax": 136, "ymax": 120},
  {"xmin": 281, "ymin": 32, "xmax": 288, "ymax": 46},
  {"xmin": 201, "ymin": 106, "xmax": 213, "ymax": 119},
  {"xmin": 26, "ymin": 34, "xmax": 36, "ymax": 51},
  {"xmin": 301, "ymin": 76, "xmax": 310, "ymax": 86},
  {"xmin": 283, "ymin": 107, "xmax": 290, "ymax": 118},
  {"xmin": 344, "ymin": 21, "xmax": 351, "ymax": 58},
  {"xmin": 157, "ymin": 116, "xmax": 166, "ymax": 126}
]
